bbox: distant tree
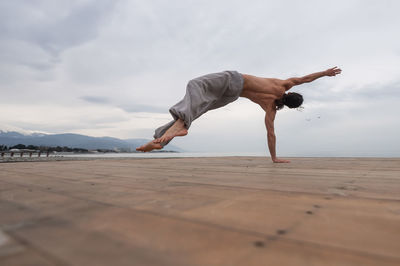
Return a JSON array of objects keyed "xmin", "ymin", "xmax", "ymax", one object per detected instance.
[
  {"xmin": 72, "ymin": 148, "xmax": 88, "ymax": 153},
  {"xmin": 96, "ymin": 149, "xmax": 114, "ymax": 153},
  {"xmin": 27, "ymin": 145, "xmax": 38, "ymax": 150},
  {"xmin": 11, "ymin": 144, "xmax": 26, "ymax": 149}
]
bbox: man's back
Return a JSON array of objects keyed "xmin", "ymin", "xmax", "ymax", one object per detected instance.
[{"xmin": 240, "ymin": 74, "xmax": 288, "ymax": 109}]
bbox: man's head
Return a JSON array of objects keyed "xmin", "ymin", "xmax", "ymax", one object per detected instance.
[{"xmin": 275, "ymin": 92, "xmax": 303, "ymax": 110}]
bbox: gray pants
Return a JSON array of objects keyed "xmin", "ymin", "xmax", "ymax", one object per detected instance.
[{"xmin": 154, "ymin": 70, "xmax": 244, "ymax": 146}]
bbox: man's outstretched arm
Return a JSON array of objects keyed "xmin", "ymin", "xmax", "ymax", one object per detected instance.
[
  {"xmin": 265, "ymin": 108, "xmax": 290, "ymax": 163},
  {"xmin": 286, "ymin": 66, "xmax": 342, "ymax": 88}
]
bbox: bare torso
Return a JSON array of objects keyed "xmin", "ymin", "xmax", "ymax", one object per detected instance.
[{"xmin": 240, "ymin": 74, "xmax": 290, "ymax": 110}]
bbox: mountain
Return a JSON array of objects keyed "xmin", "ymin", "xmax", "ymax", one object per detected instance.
[{"xmin": 0, "ymin": 131, "xmax": 183, "ymax": 152}]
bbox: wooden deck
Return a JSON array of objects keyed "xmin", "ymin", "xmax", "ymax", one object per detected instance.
[{"xmin": 1, "ymin": 157, "xmax": 399, "ymax": 266}]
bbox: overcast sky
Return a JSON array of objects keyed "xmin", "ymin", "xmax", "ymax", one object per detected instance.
[{"xmin": 1, "ymin": 0, "xmax": 399, "ymax": 156}]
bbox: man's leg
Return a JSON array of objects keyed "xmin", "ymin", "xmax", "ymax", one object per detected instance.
[
  {"xmin": 154, "ymin": 119, "xmax": 187, "ymax": 144},
  {"xmin": 137, "ymin": 73, "xmax": 221, "ymax": 152},
  {"xmin": 136, "ymin": 119, "xmax": 187, "ymax": 152},
  {"xmin": 135, "ymin": 140, "xmax": 162, "ymax": 152}
]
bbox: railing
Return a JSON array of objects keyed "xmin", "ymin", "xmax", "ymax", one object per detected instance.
[{"xmin": 1, "ymin": 151, "xmax": 51, "ymax": 158}]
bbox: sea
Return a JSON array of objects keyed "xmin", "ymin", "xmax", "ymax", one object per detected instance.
[{"xmin": 61, "ymin": 152, "xmax": 267, "ymax": 159}]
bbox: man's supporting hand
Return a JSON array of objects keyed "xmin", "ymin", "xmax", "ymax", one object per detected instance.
[
  {"xmin": 272, "ymin": 158, "xmax": 291, "ymax": 163},
  {"xmin": 325, "ymin": 66, "xmax": 342, "ymax": 76}
]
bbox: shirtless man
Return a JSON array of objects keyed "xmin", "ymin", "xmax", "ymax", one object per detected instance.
[{"xmin": 136, "ymin": 67, "xmax": 341, "ymax": 163}]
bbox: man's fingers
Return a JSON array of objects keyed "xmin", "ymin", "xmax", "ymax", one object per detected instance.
[{"xmin": 328, "ymin": 67, "xmax": 342, "ymax": 76}]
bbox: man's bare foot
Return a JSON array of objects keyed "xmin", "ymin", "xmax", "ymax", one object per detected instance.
[
  {"xmin": 136, "ymin": 140, "xmax": 163, "ymax": 152},
  {"xmin": 154, "ymin": 119, "xmax": 188, "ymax": 144}
]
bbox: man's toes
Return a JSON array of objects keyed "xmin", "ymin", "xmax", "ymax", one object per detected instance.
[{"xmin": 154, "ymin": 143, "xmax": 162, "ymax": 149}]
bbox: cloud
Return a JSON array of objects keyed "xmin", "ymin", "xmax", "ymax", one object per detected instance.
[
  {"xmin": 80, "ymin": 95, "xmax": 168, "ymax": 113},
  {"xmin": 0, "ymin": 0, "xmax": 116, "ymax": 56},
  {"xmin": 119, "ymin": 104, "xmax": 167, "ymax": 114},
  {"xmin": 80, "ymin": 96, "xmax": 110, "ymax": 104}
]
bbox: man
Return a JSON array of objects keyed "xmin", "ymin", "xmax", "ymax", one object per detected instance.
[{"xmin": 136, "ymin": 67, "xmax": 342, "ymax": 163}]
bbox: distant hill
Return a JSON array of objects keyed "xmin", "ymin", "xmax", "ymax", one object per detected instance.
[{"xmin": 0, "ymin": 131, "xmax": 183, "ymax": 152}]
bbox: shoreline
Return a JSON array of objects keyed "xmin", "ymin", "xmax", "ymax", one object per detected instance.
[{"xmin": 1, "ymin": 154, "xmax": 399, "ymax": 163}]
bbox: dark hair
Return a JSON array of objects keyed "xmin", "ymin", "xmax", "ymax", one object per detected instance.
[{"xmin": 275, "ymin": 92, "xmax": 303, "ymax": 110}]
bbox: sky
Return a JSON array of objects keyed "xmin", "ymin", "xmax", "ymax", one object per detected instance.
[{"xmin": 1, "ymin": 0, "xmax": 399, "ymax": 156}]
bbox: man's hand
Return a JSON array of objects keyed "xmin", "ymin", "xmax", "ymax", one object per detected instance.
[
  {"xmin": 325, "ymin": 66, "xmax": 342, "ymax": 76},
  {"xmin": 272, "ymin": 158, "xmax": 291, "ymax": 163}
]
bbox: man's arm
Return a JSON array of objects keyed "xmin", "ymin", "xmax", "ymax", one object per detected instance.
[
  {"xmin": 285, "ymin": 66, "xmax": 342, "ymax": 88},
  {"xmin": 265, "ymin": 107, "xmax": 290, "ymax": 163}
]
